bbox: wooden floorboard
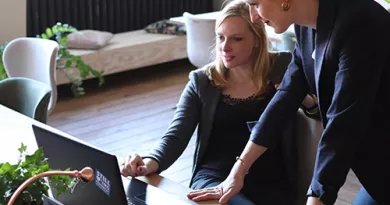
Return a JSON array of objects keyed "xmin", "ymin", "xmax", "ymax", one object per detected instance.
[{"xmin": 48, "ymin": 59, "xmax": 360, "ymax": 204}]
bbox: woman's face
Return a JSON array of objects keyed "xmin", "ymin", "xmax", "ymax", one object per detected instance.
[
  {"xmin": 216, "ymin": 16, "xmax": 256, "ymax": 69},
  {"xmin": 243, "ymin": 0, "xmax": 290, "ymax": 34}
]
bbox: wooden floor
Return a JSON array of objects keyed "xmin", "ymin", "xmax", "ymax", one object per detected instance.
[{"xmin": 47, "ymin": 59, "xmax": 360, "ymax": 205}]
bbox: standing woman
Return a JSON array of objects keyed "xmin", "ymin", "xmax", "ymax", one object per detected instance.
[{"xmin": 188, "ymin": 0, "xmax": 390, "ymax": 204}]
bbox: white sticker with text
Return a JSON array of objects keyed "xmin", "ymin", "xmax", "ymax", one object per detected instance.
[{"xmin": 94, "ymin": 169, "xmax": 111, "ymax": 196}]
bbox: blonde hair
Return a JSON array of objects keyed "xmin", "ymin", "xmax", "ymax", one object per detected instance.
[{"xmin": 205, "ymin": 0, "xmax": 274, "ymax": 97}]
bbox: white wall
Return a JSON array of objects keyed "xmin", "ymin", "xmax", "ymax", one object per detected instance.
[{"xmin": 0, "ymin": 0, "xmax": 26, "ymax": 44}]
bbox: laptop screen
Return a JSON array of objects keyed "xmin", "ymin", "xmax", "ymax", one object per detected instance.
[
  {"xmin": 33, "ymin": 125, "xmax": 129, "ymax": 205},
  {"xmin": 32, "ymin": 125, "xmax": 196, "ymax": 205}
]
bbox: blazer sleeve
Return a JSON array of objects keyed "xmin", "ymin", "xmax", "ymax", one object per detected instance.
[
  {"xmin": 250, "ymin": 42, "xmax": 309, "ymax": 149},
  {"xmin": 143, "ymin": 71, "xmax": 201, "ymax": 173},
  {"xmin": 309, "ymin": 22, "xmax": 390, "ymax": 205}
]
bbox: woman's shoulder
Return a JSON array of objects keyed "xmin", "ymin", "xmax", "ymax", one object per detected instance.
[{"xmin": 188, "ymin": 63, "xmax": 214, "ymax": 88}]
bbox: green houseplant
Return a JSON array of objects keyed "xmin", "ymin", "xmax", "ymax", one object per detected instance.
[
  {"xmin": 0, "ymin": 143, "xmax": 73, "ymax": 205},
  {"xmin": 38, "ymin": 23, "xmax": 105, "ymax": 96},
  {"xmin": 0, "ymin": 22, "xmax": 105, "ymax": 96}
]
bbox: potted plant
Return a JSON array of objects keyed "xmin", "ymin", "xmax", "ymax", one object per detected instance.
[
  {"xmin": 0, "ymin": 22, "xmax": 105, "ymax": 97},
  {"xmin": 37, "ymin": 23, "xmax": 105, "ymax": 96},
  {"xmin": 0, "ymin": 143, "xmax": 73, "ymax": 205}
]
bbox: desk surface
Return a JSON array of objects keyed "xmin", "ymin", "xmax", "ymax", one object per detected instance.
[
  {"xmin": 0, "ymin": 105, "xmax": 219, "ymax": 205},
  {"xmin": 169, "ymin": 11, "xmax": 295, "ymax": 43}
]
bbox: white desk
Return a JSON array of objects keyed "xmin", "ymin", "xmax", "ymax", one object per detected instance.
[
  {"xmin": 169, "ymin": 11, "xmax": 295, "ymax": 44},
  {"xmin": 0, "ymin": 105, "xmax": 218, "ymax": 204}
]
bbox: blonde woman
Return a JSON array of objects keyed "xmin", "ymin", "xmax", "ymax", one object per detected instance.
[{"xmin": 121, "ymin": 0, "xmax": 316, "ymax": 204}]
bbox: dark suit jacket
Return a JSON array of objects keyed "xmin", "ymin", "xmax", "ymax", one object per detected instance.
[
  {"xmin": 144, "ymin": 51, "xmax": 293, "ymax": 187},
  {"xmin": 250, "ymin": 0, "xmax": 390, "ymax": 204}
]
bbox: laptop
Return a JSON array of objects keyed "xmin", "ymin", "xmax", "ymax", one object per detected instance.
[{"xmin": 32, "ymin": 125, "xmax": 192, "ymax": 205}]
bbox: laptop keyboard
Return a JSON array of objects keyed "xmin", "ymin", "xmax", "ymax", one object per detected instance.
[{"xmin": 127, "ymin": 197, "xmax": 145, "ymax": 205}]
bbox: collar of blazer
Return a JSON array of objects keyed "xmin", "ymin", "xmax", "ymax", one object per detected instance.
[{"xmin": 313, "ymin": 0, "xmax": 338, "ymax": 108}]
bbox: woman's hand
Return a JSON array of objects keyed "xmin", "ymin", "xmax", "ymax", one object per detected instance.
[
  {"xmin": 187, "ymin": 161, "xmax": 247, "ymax": 204},
  {"xmin": 121, "ymin": 153, "xmax": 159, "ymax": 177},
  {"xmin": 306, "ymin": 197, "xmax": 325, "ymax": 205},
  {"xmin": 302, "ymin": 94, "xmax": 318, "ymax": 109}
]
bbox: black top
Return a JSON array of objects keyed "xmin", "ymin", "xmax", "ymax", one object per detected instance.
[{"xmin": 195, "ymin": 85, "xmax": 288, "ymax": 189}]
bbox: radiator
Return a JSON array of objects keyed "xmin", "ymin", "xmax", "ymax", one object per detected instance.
[{"xmin": 27, "ymin": 0, "xmax": 213, "ymax": 37}]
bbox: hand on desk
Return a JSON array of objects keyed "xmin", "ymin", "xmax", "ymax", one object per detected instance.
[
  {"xmin": 121, "ymin": 153, "xmax": 159, "ymax": 177},
  {"xmin": 187, "ymin": 161, "xmax": 246, "ymax": 204},
  {"xmin": 307, "ymin": 197, "xmax": 325, "ymax": 205}
]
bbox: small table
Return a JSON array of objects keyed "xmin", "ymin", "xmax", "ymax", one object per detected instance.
[{"xmin": 0, "ymin": 105, "xmax": 219, "ymax": 205}]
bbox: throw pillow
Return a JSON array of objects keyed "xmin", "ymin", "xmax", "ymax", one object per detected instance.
[
  {"xmin": 67, "ymin": 30, "xmax": 114, "ymax": 49},
  {"xmin": 144, "ymin": 20, "xmax": 186, "ymax": 36}
]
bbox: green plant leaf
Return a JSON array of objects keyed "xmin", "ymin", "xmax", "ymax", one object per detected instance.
[
  {"xmin": 65, "ymin": 60, "xmax": 72, "ymax": 68},
  {"xmin": 18, "ymin": 142, "xmax": 27, "ymax": 154},
  {"xmin": 32, "ymin": 22, "xmax": 105, "ymax": 96},
  {"xmin": 0, "ymin": 162, "xmax": 12, "ymax": 174},
  {"xmin": 41, "ymin": 33, "xmax": 48, "ymax": 39},
  {"xmin": 46, "ymin": 28, "xmax": 54, "ymax": 39},
  {"xmin": 0, "ymin": 42, "xmax": 8, "ymax": 80},
  {"xmin": 0, "ymin": 144, "xmax": 73, "ymax": 204}
]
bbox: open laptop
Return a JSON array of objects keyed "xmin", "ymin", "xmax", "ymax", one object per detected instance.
[{"xmin": 32, "ymin": 125, "xmax": 192, "ymax": 205}]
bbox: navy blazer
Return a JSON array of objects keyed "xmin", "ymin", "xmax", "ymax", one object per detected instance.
[{"xmin": 250, "ymin": 0, "xmax": 390, "ymax": 204}]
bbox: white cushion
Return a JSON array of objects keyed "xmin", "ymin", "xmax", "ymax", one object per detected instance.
[{"xmin": 67, "ymin": 30, "xmax": 114, "ymax": 49}]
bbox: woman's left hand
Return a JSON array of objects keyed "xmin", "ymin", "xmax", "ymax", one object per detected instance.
[
  {"xmin": 187, "ymin": 176, "xmax": 244, "ymax": 204},
  {"xmin": 187, "ymin": 162, "xmax": 246, "ymax": 204},
  {"xmin": 306, "ymin": 197, "xmax": 325, "ymax": 205},
  {"xmin": 302, "ymin": 94, "xmax": 318, "ymax": 108}
]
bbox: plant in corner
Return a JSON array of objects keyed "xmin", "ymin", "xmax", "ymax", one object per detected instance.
[
  {"xmin": 38, "ymin": 23, "xmax": 105, "ymax": 96},
  {"xmin": 0, "ymin": 143, "xmax": 73, "ymax": 205}
]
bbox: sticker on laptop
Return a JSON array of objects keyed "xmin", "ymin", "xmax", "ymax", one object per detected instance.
[{"xmin": 94, "ymin": 169, "xmax": 112, "ymax": 196}]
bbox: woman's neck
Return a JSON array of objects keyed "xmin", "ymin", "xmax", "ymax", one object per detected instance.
[
  {"xmin": 292, "ymin": 0, "xmax": 319, "ymax": 29},
  {"xmin": 227, "ymin": 65, "xmax": 253, "ymax": 84}
]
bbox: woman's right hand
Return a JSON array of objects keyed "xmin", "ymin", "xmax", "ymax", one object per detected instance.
[
  {"xmin": 187, "ymin": 159, "xmax": 246, "ymax": 204},
  {"xmin": 120, "ymin": 153, "xmax": 159, "ymax": 177}
]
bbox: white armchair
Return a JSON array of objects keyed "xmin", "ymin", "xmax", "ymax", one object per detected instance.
[
  {"xmin": 2, "ymin": 37, "xmax": 59, "ymax": 114},
  {"xmin": 183, "ymin": 12, "xmax": 216, "ymax": 68}
]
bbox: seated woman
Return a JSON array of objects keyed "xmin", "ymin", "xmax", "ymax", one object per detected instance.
[{"xmin": 121, "ymin": 0, "xmax": 316, "ymax": 204}]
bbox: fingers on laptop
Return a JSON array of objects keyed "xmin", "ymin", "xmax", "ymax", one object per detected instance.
[{"xmin": 121, "ymin": 153, "xmax": 146, "ymax": 177}]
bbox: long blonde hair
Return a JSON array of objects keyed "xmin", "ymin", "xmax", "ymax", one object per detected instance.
[{"xmin": 206, "ymin": 0, "xmax": 274, "ymax": 97}]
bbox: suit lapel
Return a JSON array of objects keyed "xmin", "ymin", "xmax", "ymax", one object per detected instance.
[
  {"xmin": 314, "ymin": 0, "xmax": 337, "ymax": 122},
  {"xmin": 203, "ymin": 85, "xmax": 220, "ymax": 134},
  {"xmin": 196, "ymin": 84, "xmax": 220, "ymax": 167}
]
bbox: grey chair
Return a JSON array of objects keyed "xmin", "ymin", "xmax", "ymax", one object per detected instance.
[
  {"xmin": 0, "ymin": 77, "xmax": 52, "ymax": 123},
  {"xmin": 293, "ymin": 110, "xmax": 324, "ymax": 204},
  {"xmin": 269, "ymin": 51, "xmax": 324, "ymax": 205}
]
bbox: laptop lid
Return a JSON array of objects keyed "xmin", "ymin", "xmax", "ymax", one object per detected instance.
[
  {"xmin": 33, "ymin": 125, "xmax": 129, "ymax": 205},
  {"xmin": 32, "ymin": 125, "xmax": 193, "ymax": 205}
]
